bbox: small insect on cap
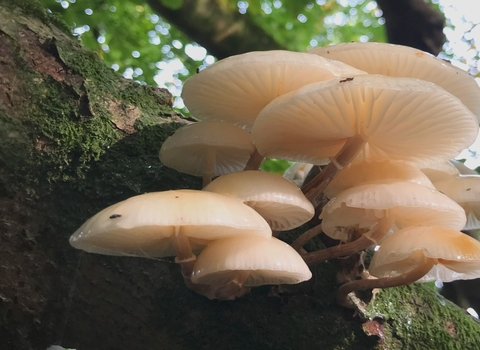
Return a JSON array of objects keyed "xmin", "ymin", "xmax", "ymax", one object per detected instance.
[{"xmin": 69, "ymin": 190, "xmax": 272, "ymax": 258}]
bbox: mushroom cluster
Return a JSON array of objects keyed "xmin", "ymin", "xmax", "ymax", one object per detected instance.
[{"xmin": 70, "ymin": 42, "xmax": 480, "ymax": 305}]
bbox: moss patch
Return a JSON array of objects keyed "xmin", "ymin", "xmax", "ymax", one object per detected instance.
[{"xmin": 365, "ymin": 284, "xmax": 480, "ymax": 349}]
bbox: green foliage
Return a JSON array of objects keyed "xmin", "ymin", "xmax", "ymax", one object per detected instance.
[{"xmin": 39, "ymin": 0, "xmax": 387, "ymax": 92}]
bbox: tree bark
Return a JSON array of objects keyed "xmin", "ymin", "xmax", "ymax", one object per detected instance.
[
  {"xmin": 147, "ymin": 0, "xmax": 285, "ymax": 59},
  {"xmin": 1, "ymin": 1, "xmax": 478, "ymax": 350},
  {"xmin": 148, "ymin": 0, "xmax": 445, "ymax": 57}
]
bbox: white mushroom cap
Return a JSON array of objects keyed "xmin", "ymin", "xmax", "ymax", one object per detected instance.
[
  {"xmin": 320, "ymin": 182, "xmax": 467, "ymax": 241},
  {"xmin": 252, "ymin": 75, "xmax": 478, "ymax": 167},
  {"xmin": 191, "ymin": 235, "xmax": 312, "ymax": 286},
  {"xmin": 369, "ymin": 226, "xmax": 480, "ymax": 283},
  {"xmin": 69, "ymin": 190, "xmax": 271, "ymax": 257},
  {"xmin": 159, "ymin": 120, "xmax": 255, "ymax": 178},
  {"xmin": 182, "ymin": 50, "xmax": 366, "ymax": 129},
  {"xmin": 309, "ymin": 42, "xmax": 480, "ymax": 121},
  {"xmin": 203, "ymin": 170, "xmax": 314, "ymax": 231},
  {"xmin": 325, "ymin": 160, "xmax": 434, "ymax": 198}
]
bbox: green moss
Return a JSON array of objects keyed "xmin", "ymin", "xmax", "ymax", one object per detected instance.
[
  {"xmin": 365, "ymin": 284, "xmax": 480, "ymax": 349},
  {"xmin": 0, "ymin": 0, "xmax": 70, "ymax": 34}
]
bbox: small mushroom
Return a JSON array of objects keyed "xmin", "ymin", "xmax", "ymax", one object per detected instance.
[
  {"xmin": 337, "ymin": 226, "xmax": 480, "ymax": 307},
  {"xmin": 302, "ymin": 182, "xmax": 466, "ymax": 265},
  {"xmin": 325, "ymin": 159, "xmax": 434, "ymax": 199},
  {"xmin": 69, "ymin": 190, "xmax": 272, "ymax": 279},
  {"xmin": 159, "ymin": 120, "xmax": 255, "ymax": 186},
  {"xmin": 433, "ymin": 175, "xmax": 480, "ymax": 230},
  {"xmin": 203, "ymin": 170, "xmax": 314, "ymax": 231},
  {"xmin": 191, "ymin": 235, "xmax": 312, "ymax": 300}
]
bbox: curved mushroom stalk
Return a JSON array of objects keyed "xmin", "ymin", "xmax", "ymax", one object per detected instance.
[
  {"xmin": 336, "ymin": 250, "xmax": 434, "ymax": 308},
  {"xmin": 291, "ymin": 224, "xmax": 323, "ymax": 253},
  {"xmin": 301, "ymin": 134, "xmax": 366, "ymax": 203},
  {"xmin": 243, "ymin": 148, "xmax": 265, "ymax": 171},
  {"xmin": 214, "ymin": 271, "xmax": 251, "ymax": 300},
  {"xmin": 301, "ymin": 217, "xmax": 395, "ymax": 266}
]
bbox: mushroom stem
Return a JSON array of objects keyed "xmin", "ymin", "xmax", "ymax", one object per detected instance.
[
  {"xmin": 243, "ymin": 147, "xmax": 265, "ymax": 171},
  {"xmin": 203, "ymin": 147, "xmax": 216, "ymax": 187},
  {"xmin": 291, "ymin": 224, "xmax": 323, "ymax": 253},
  {"xmin": 171, "ymin": 227, "xmax": 196, "ymax": 278},
  {"xmin": 337, "ymin": 250, "xmax": 434, "ymax": 308},
  {"xmin": 215, "ymin": 271, "xmax": 251, "ymax": 300},
  {"xmin": 301, "ymin": 134, "xmax": 366, "ymax": 203},
  {"xmin": 301, "ymin": 217, "xmax": 394, "ymax": 266}
]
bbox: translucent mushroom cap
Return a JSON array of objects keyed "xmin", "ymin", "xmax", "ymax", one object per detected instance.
[
  {"xmin": 251, "ymin": 75, "xmax": 478, "ymax": 167},
  {"xmin": 191, "ymin": 235, "xmax": 312, "ymax": 286},
  {"xmin": 182, "ymin": 50, "xmax": 366, "ymax": 129},
  {"xmin": 433, "ymin": 175, "xmax": 480, "ymax": 230},
  {"xmin": 309, "ymin": 42, "xmax": 480, "ymax": 121},
  {"xmin": 320, "ymin": 182, "xmax": 467, "ymax": 241},
  {"xmin": 369, "ymin": 226, "xmax": 480, "ymax": 283},
  {"xmin": 325, "ymin": 160, "xmax": 434, "ymax": 198},
  {"xmin": 69, "ymin": 190, "xmax": 271, "ymax": 257},
  {"xmin": 159, "ymin": 121, "xmax": 255, "ymax": 177},
  {"xmin": 203, "ymin": 171, "xmax": 314, "ymax": 231}
]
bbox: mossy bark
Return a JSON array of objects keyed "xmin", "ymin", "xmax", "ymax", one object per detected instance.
[{"xmin": 0, "ymin": 1, "xmax": 479, "ymax": 349}]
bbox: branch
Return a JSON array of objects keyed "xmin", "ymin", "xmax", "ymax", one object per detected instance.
[
  {"xmin": 147, "ymin": 0, "xmax": 285, "ymax": 59},
  {"xmin": 376, "ymin": 0, "xmax": 446, "ymax": 55}
]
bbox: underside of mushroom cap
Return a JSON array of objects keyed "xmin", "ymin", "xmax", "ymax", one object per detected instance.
[
  {"xmin": 309, "ymin": 42, "xmax": 480, "ymax": 121},
  {"xmin": 369, "ymin": 226, "xmax": 480, "ymax": 283},
  {"xmin": 203, "ymin": 170, "xmax": 314, "ymax": 230},
  {"xmin": 69, "ymin": 190, "xmax": 271, "ymax": 257},
  {"xmin": 320, "ymin": 182, "xmax": 467, "ymax": 240},
  {"xmin": 182, "ymin": 50, "xmax": 366, "ymax": 129},
  {"xmin": 159, "ymin": 121, "xmax": 255, "ymax": 177},
  {"xmin": 252, "ymin": 75, "xmax": 478, "ymax": 167}
]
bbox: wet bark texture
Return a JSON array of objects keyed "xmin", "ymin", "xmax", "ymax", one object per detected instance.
[{"xmin": 1, "ymin": 1, "xmax": 480, "ymax": 350}]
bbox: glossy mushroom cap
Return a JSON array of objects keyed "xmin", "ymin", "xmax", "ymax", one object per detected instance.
[
  {"xmin": 191, "ymin": 235, "xmax": 312, "ymax": 287},
  {"xmin": 252, "ymin": 75, "xmax": 478, "ymax": 168},
  {"xmin": 369, "ymin": 226, "xmax": 480, "ymax": 283},
  {"xmin": 69, "ymin": 190, "xmax": 271, "ymax": 257},
  {"xmin": 182, "ymin": 50, "xmax": 366, "ymax": 129},
  {"xmin": 309, "ymin": 42, "xmax": 480, "ymax": 121},
  {"xmin": 159, "ymin": 121, "xmax": 254, "ymax": 180},
  {"xmin": 320, "ymin": 182, "xmax": 467, "ymax": 241},
  {"xmin": 325, "ymin": 160, "xmax": 434, "ymax": 198},
  {"xmin": 203, "ymin": 171, "xmax": 314, "ymax": 231}
]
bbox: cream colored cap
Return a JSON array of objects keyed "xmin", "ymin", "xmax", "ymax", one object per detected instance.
[
  {"xmin": 369, "ymin": 226, "xmax": 480, "ymax": 283},
  {"xmin": 69, "ymin": 190, "xmax": 271, "ymax": 257},
  {"xmin": 191, "ymin": 235, "xmax": 312, "ymax": 286},
  {"xmin": 159, "ymin": 121, "xmax": 254, "ymax": 177},
  {"xmin": 252, "ymin": 75, "xmax": 478, "ymax": 167},
  {"xmin": 325, "ymin": 160, "xmax": 434, "ymax": 198},
  {"xmin": 182, "ymin": 50, "xmax": 365, "ymax": 129},
  {"xmin": 320, "ymin": 182, "xmax": 466, "ymax": 241},
  {"xmin": 309, "ymin": 42, "xmax": 480, "ymax": 121},
  {"xmin": 203, "ymin": 171, "xmax": 314, "ymax": 231}
]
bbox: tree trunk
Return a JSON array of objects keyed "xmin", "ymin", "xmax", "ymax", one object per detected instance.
[
  {"xmin": 1, "ymin": 1, "xmax": 479, "ymax": 349},
  {"xmin": 148, "ymin": 0, "xmax": 445, "ymax": 57}
]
